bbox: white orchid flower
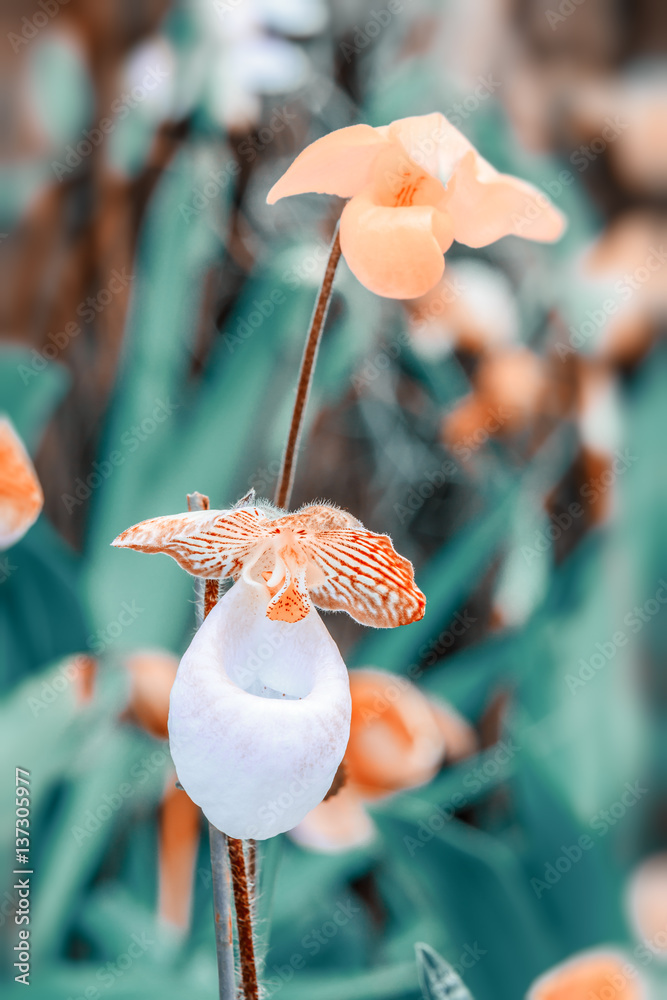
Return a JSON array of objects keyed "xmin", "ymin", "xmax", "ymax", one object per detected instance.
[{"xmin": 112, "ymin": 501, "xmax": 425, "ymax": 839}]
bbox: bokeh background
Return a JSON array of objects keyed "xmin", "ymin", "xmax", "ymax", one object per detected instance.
[{"xmin": 1, "ymin": 0, "xmax": 666, "ymax": 997}]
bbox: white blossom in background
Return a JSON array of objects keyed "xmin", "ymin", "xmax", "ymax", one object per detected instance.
[{"xmin": 193, "ymin": 0, "xmax": 328, "ymax": 128}]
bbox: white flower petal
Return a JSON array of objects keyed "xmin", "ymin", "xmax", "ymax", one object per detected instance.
[{"xmin": 168, "ymin": 578, "xmax": 351, "ymax": 839}]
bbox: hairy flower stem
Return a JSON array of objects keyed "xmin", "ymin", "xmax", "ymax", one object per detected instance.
[
  {"xmin": 227, "ymin": 836, "xmax": 260, "ymax": 1000},
  {"xmin": 274, "ymin": 222, "xmax": 342, "ymax": 510},
  {"xmin": 186, "ymin": 492, "xmax": 237, "ymax": 1000}
]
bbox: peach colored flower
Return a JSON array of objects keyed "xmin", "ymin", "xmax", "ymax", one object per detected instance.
[
  {"xmin": 267, "ymin": 112, "xmax": 565, "ymax": 299},
  {"xmin": 113, "ymin": 501, "xmax": 425, "ymax": 839},
  {"xmin": 290, "ymin": 668, "xmax": 477, "ymax": 852},
  {"xmin": 441, "ymin": 347, "xmax": 574, "ymax": 454},
  {"xmin": 527, "ymin": 950, "xmax": 645, "ymax": 1000},
  {"xmin": 0, "ymin": 416, "xmax": 43, "ymax": 549},
  {"xmin": 158, "ymin": 776, "xmax": 201, "ymax": 932},
  {"xmin": 122, "ymin": 649, "xmax": 179, "ymax": 741}
]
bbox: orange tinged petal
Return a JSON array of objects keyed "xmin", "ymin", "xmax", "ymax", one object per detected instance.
[
  {"xmin": 124, "ymin": 649, "xmax": 179, "ymax": 740},
  {"xmin": 305, "ymin": 529, "xmax": 425, "ymax": 628},
  {"xmin": 114, "ymin": 501, "xmax": 424, "ymax": 629},
  {"xmin": 290, "ymin": 783, "xmax": 375, "ymax": 852},
  {"xmin": 379, "ymin": 112, "xmax": 473, "ymax": 182},
  {"xmin": 476, "ymin": 348, "xmax": 548, "ymax": 426},
  {"xmin": 370, "ymin": 145, "xmax": 448, "ymax": 209},
  {"xmin": 431, "ymin": 701, "xmax": 478, "ymax": 762},
  {"xmin": 267, "ymin": 124, "xmax": 389, "ymax": 203},
  {"xmin": 527, "ymin": 951, "xmax": 644, "ymax": 1000},
  {"xmin": 344, "ymin": 669, "xmax": 447, "ymax": 797},
  {"xmin": 266, "ymin": 560, "xmax": 312, "ymax": 623},
  {"xmin": 340, "ymin": 188, "xmax": 453, "ymax": 299},
  {"xmin": 441, "ymin": 394, "xmax": 497, "ymax": 450},
  {"xmin": 0, "ymin": 416, "xmax": 43, "ymax": 549},
  {"xmin": 446, "ymin": 150, "xmax": 566, "ymax": 248},
  {"xmin": 111, "ymin": 507, "xmax": 270, "ymax": 579},
  {"xmin": 158, "ymin": 777, "xmax": 201, "ymax": 931},
  {"xmin": 284, "ymin": 503, "xmax": 362, "ymax": 532}
]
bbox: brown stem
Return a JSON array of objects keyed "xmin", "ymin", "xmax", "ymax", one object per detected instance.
[
  {"xmin": 227, "ymin": 836, "xmax": 260, "ymax": 1000},
  {"xmin": 274, "ymin": 223, "xmax": 342, "ymax": 510},
  {"xmin": 247, "ymin": 839, "xmax": 257, "ymax": 902},
  {"xmin": 204, "ymin": 578, "xmax": 220, "ymax": 617}
]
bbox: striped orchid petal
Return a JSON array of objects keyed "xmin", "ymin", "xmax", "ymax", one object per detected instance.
[
  {"xmin": 112, "ymin": 506, "xmax": 271, "ymax": 579},
  {"xmin": 113, "ymin": 499, "xmax": 425, "ymax": 628},
  {"xmin": 305, "ymin": 528, "xmax": 425, "ymax": 627}
]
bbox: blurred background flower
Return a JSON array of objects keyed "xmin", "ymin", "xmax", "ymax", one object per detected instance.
[{"xmin": 0, "ymin": 0, "xmax": 664, "ymax": 997}]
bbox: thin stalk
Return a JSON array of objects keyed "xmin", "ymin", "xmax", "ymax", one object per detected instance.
[
  {"xmin": 208, "ymin": 821, "xmax": 235, "ymax": 999},
  {"xmin": 227, "ymin": 836, "xmax": 260, "ymax": 1000},
  {"xmin": 247, "ymin": 838, "xmax": 258, "ymax": 919},
  {"xmin": 274, "ymin": 223, "xmax": 342, "ymax": 510},
  {"xmin": 187, "ymin": 492, "xmax": 236, "ymax": 1000}
]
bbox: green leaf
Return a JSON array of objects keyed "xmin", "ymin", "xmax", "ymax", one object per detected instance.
[
  {"xmin": 415, "ymin": 942, "xmax": 474, "ymax": 1000},
  {"xmin": 0, "ymin": 348, "xmax": 70, "ymax": 452}
]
